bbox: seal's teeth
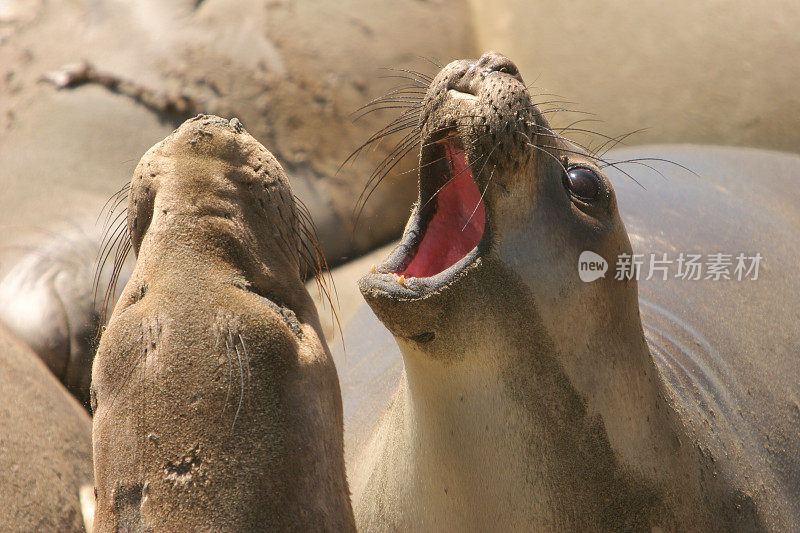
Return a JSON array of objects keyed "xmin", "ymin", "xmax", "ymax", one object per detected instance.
[
  {"xmin": 371, "ymin": 264, "xmax": 377, "ymax": 274},
  {"xmin": 390, "ymin": 273, "xmax": 406, "ymax": 285}
]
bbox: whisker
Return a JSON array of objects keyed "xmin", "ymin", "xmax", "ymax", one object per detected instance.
[
  {"xmin": 422, "ymin": 147, "xmax": 491, "ymax": 211},
  {"xmin": 462, "ymin": 142, "xmax": 501, "ymax": 231},
  {"xmin": 340, "ymin": 116, "xmax": 419, "ymax": 170},
  {"xmin": 550, "ymin": 118, "xmax": 604, "ymax": 134},
  {"xmin": 376, "ymin": 75, "xmax": 430, "ymax": 88},
  {"xmin": 93, "ymin": 217, "xmax": 127, "ymax": 299},
  {"xmin": 232, "ymin": 331, "xmax": 245, "ymax": 430},
  {"xmin": 292, "ymin": 195, "xmax": 343, "ymax": 350},
  {"xmin": 352, "ymin": 104, "xmax": 422, "ymax": 122},
  {"xmin": 594, "ymin": 128, "xmax": 649, "ymax": 156},
  {"xmin": 600, "ymin": 158, "xmax": 698, "ymax": 178},
  {"xmin": 96, "ymin": 182, "xmax": 130, "ymax": 225},
  {"xmin": 378, "ymin": 67, "xmax": 433, "ymax": 83},
  {"xmin": 94, "ymin": 220, "xmax": 128, "ymax": 296},
  {"xmin": 222, "ymin": 331, "xmax": 233, "ymax": 418},
  {"xmin": 354, "ymin": 134, "xmax": 420, "ymax": 226},
  {"xmin": 516, "ymin": 130, "xmax": 568, "ymax": 177},
  {"xmin": 238, "ymin": 333, "xmax": 252, "ymax": 401},
  {"xmin": 356, "ymin": 129, "xmax": 421, "ymax": 200},
  {"xmin": 416, "ymin": 55, "xmax": 444, "ymax": 69}
]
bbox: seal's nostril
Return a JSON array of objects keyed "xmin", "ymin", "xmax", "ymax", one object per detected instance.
[
  {"xmin": 495, "ymin": 63, "xmax": 518, "ymax": 76},
  {"xmin": 452, "ymin": 65, "xmax": 471, "ymax": 83},
  {"xmin": 478, "ymin": 51, "xmax": 521, "ymax": 79}
]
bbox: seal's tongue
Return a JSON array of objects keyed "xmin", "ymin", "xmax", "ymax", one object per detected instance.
[{"xmin": 401, "ymin": 142, "xmax": 484, "ymax": 278}]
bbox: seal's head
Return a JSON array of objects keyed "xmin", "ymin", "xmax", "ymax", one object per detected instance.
[
  {"xmin": 359, "ymin": 52, "xmax": 638, "ymax": 365},
  {"xmin": 117, "ymin": 115, "xmax": 315, "ymax": 314}
]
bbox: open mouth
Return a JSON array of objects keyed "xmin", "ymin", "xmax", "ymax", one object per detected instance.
[{"xmin": 377, "ymin": 133, "xmax": 486, "ymax": 287}]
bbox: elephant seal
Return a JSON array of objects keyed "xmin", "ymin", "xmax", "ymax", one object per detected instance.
[
  {"xmin": 344, "ymin": 52, "xmax": 800, "ymax": 530},
  {"xmin": 91, "ymin": 115, "xmax": 355, "ymax": 530},
  {"xmin": 0, "ymin": 322, "xmax": 94, "ymax": 532}
]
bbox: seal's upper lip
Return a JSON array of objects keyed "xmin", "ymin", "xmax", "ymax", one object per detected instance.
[
  {"xmin": 365, "ymin": 130, "xmax": 488, "ymax": 298},
  {"xmin": 447, "ymin": 88, "xmax": 479, "ymax": 101}
]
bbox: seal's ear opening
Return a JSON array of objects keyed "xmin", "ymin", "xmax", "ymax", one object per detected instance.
[{"xmin": 393, "ymin": 137, "xmax": 485, "ymax": 279}]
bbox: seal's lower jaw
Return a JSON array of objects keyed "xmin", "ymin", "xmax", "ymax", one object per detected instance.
[{"xmin": 361, "ymin": 135, "xmax": 487, "ymax": 300}]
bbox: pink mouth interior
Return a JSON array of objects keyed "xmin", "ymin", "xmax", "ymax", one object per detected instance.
[{"xmin": 398, "ymin": 142, "xmax": 485, "ymax": 278}]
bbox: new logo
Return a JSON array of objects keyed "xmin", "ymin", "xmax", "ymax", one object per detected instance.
[{"xmin": 578, "ymin": 251, "xmax": 608, "ymax": 282}]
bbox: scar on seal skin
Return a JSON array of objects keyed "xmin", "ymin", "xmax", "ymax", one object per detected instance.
[
  {"xmin": 91, "ymin": 115, "xmax": 354, "ymax": 531},
  {"xmin": 347, "ymin": 52, "xmax": 800, "ymax": 531}
]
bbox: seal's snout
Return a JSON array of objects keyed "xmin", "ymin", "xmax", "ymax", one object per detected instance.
[
  {"xmin": 127, "ymin": 114, "xmax": 295, "ymax": 260},
  {"xmin": 164, "ymin": 114, "xmax": 249, "ymax": 162},
  {"xmin": 452, "ymin": 51, "xmax": 523, "ymax": 95}
]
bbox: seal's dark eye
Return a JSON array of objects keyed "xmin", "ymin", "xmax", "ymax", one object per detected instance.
[{"xmin": 563, "ymin": 166, "xmax": 601, "ymax": 201}]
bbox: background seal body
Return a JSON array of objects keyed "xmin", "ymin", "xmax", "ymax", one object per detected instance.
[
  {"xmin": 0, "ymin": 231, "xmax": 132, "ymax": 409},
  {"xmin": 91, "ymin": 116, "xmax": 354, "ymax": 530}
]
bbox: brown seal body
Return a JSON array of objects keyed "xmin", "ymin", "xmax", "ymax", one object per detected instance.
[
  {"xmin": 345, "ymin": 52, "xmax": 800, "ymax": 531},
  {"xmin": 91, "ymin": 115, "xmax": 354, "ymax": 530},
  {"xmin": 0, "ymin": 323, "xmax": 93, "ymax": 532}
]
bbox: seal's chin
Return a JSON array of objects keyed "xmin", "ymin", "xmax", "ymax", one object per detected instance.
[{"xmin": 365, "ymin": 134, "xmax": 487, "ymax": 298}]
